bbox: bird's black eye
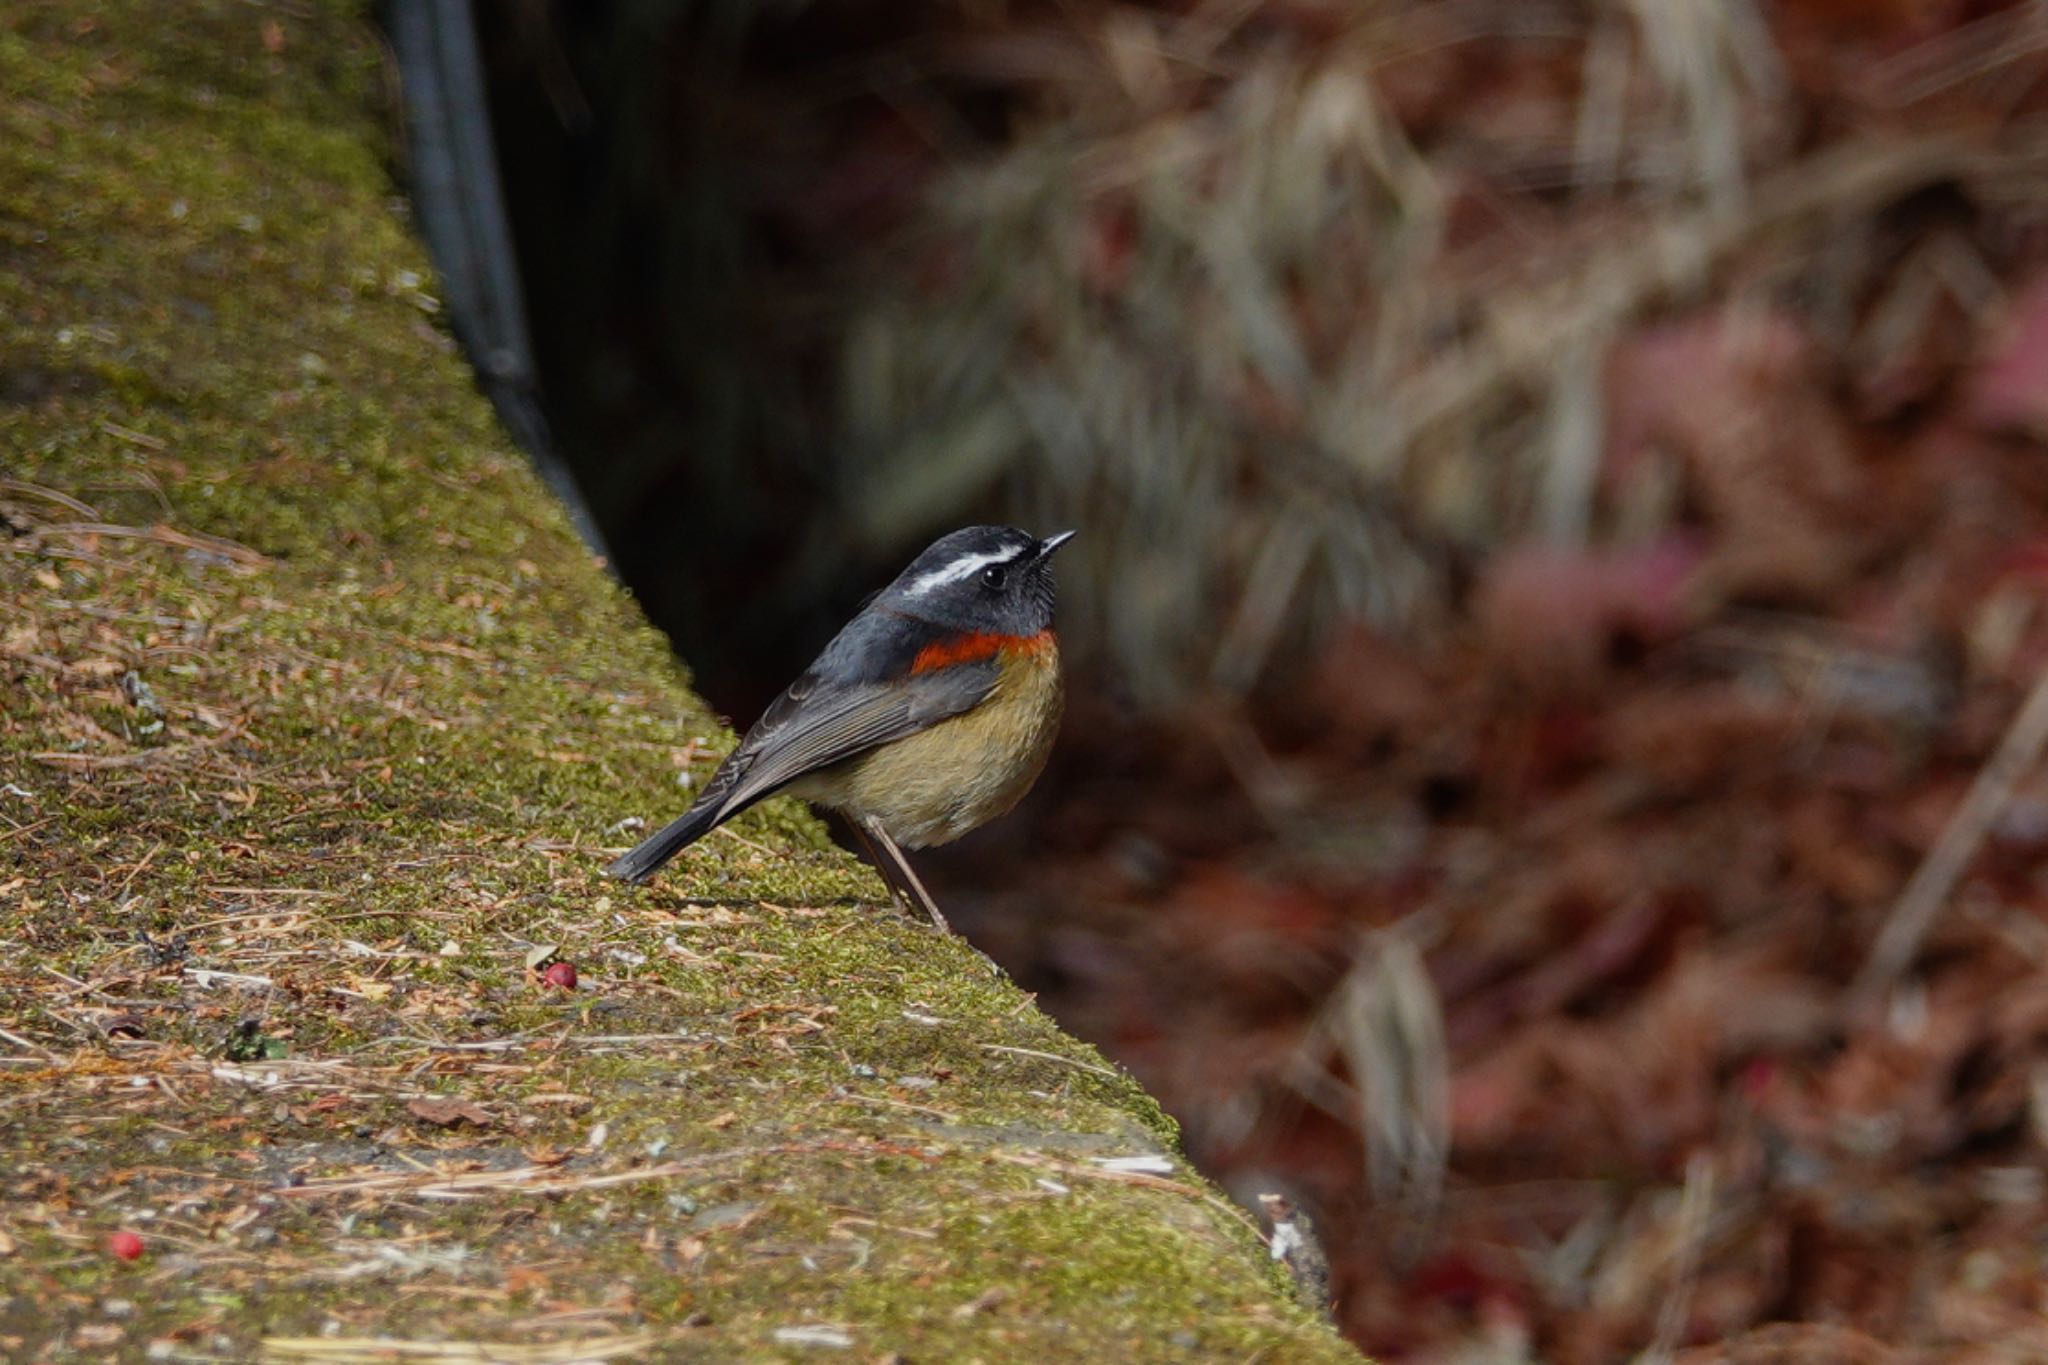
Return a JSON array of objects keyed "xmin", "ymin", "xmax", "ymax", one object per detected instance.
[{"xmin": 980, "ymin": 565, "xmax": 1009, "ymax": 591}]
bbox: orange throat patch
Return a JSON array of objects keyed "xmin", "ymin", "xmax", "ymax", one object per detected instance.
[{"xmin": 910, "ymin": 629, "xmax": 1055, "ymax": 675}]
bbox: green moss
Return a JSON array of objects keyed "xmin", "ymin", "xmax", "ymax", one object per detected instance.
[{"xmin": 0, "ymin": 2, "xmax": 1358, "ymax": 1361}]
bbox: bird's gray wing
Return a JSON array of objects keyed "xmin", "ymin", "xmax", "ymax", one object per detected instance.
[{"xmin": 707, "ymin": 658, "xmax": 999, "ymax": 819}]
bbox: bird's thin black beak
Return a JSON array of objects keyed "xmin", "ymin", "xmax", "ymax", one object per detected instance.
[{"xmin": 1034, "ymin": 530, "xmax": 1077, "ymax": 561}]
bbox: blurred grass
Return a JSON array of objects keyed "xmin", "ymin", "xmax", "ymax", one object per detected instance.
[{"xmin": 818, "ymin": 0, "xmax": 2048, "ymax": 699}]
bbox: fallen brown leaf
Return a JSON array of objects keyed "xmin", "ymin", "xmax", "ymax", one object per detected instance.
[{"xmin": 406, "ymin": 1097, "xmax": 492, "ymax": 1128}]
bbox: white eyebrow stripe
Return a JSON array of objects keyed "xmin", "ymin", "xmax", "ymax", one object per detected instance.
[{"xmin": 903, "ymin": 545, "xmax": 1026, "ymax": 596}]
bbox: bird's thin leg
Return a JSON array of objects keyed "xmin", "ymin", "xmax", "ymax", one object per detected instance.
[
  {"xmin": 845, "ymin": 821, "xmax": 911, "ymax": 917},
  {"xmin": 854, "ymin": 815, "xmax": 953, "ymax": 936}
]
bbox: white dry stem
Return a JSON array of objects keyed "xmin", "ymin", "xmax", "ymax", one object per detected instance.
[{"xmin": 1857, "ymin": 664, "xmax": 2048, "ymax": 998}]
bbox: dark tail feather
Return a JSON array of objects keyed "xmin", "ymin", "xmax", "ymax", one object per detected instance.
[{"xmin": 606, "ymin": 797, "xmax": 727, "ymax": 884}]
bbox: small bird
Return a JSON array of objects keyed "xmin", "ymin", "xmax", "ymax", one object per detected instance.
[{"xmin": 608, "ymin": 525, "xmax": 1076, "ymax": 932}]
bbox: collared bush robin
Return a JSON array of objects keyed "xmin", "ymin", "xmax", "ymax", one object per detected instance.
[{"xmin": 608, "ymin": 525, "xmax": 1075, "ymax": 932}]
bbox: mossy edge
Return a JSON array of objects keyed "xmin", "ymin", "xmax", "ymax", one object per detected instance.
[{"xmin": 0, "ymin": 3, "xmax": 1361, "ymax": 1363}]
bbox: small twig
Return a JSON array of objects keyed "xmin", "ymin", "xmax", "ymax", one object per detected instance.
[
  {"xmin": 0, "ymin": 478, "xmax": 100, "ymax": 517},
  {"xmin": 263, "ymin": 1331, "xmax": 665, "ymax": 1363},
  {"xmin": 838, "ymin": 1092, "xmax": 959, "ymax": 1122},
  {"xmin": 1856, "ymin": 665, "xmax": 2048, "ymax": 999},
  {"xmin": 43, "ymin": 600, "xmax": 192, "ymax": 629},
  {"xmin": 1642, "ymin": 1152, "xmax": 1717, "ymax": 1365},
  {"xmin": 98, "ymin": 419, "xmax": 168, "ymax": 452},
  {"xmin": 30, "ymin": 519, "xmax": 270, "ymax": 567},
  {"xmin": 360, "ymin": 1032, "xmax": 548, "ymax": 1053},
  {"xmin": 562, "ymin": 1032, "xmax": 702, "ymax": 1045},
  {"xmin": 109, "ymin": 839, "xmax": 165, "ymax": 899},
  {"xmin": 0, "ymin": 1025, "xmax": 59, "ymax": 1062},
  {"xmin": 184, "ymin": 967, "xmax": 275, "ymax": 988},
  {"xmin": 711, "ymin": 823, "xmax": 781, "ymax": 857},
  {"xmin": 829, "ymin": 1213, "xmax": 938, "ymax": 1240},
  {"xmin": 983, "ymin": 1151, "xmax": 1263, "ymax": 1235},
  {"xmin": 34, "ymin": 718, "xmax": 250, "ymax": 770},
  {"xmin": 282, "ymin": 1147, "xmax": 779, "ymax": 1200}
]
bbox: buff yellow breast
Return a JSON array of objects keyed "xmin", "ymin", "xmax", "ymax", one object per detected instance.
[{"xmin": 791, "ymin": 635, "xmax": 1063, "ymax": 849}]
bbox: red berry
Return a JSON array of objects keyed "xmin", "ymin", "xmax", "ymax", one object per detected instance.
[
  {"xmin": 541, "ymin": 961, "xmax": 578, "ymax": 990},
  {"xmin": 108, "ymin": 1231, "xmax": 144, "ymax": 1261}
]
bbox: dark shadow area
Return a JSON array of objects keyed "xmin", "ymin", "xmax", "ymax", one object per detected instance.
[{"xmin": 403, "ymin": 1, "xmax": 1040, "ymax": 718}]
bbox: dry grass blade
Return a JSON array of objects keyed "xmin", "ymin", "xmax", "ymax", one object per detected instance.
[
  {"xmin": 978, "ymin": 1042, "xmax": 1121, "ymax": 1078},
  {"xmin": 982, "ymin": 1150, "xmax": 1262, "ymax": 1234},
  {"xmin": 29, "ymin": 519, "xmax": 271, "ymax": 567},
  {"xmin": 1278, "ymin": 928, "xmax": 1448, "ymax": 1258},
  {"xmin": 1333, "ymin": 933, "xmax": 1448, "ymax": 1220},
  {"xmin": 275, "ymin": 1140, "xmax": 880, "ymax": 1201},
  {"xmin": 1639, "ymin": 1151, "xmax": 1717, "ymax": 1365},
  {"xmin": 1855, "ymin": 664, "xmax": 2048, "ymax": 999},
  {"xmin": 1393, "ymin": 134, "xmax": 1979, "ymax": 458},
  {"xmin": 0, "ymin": 1025, "xmax": 61, "ymax": 1063},
  {"xmin": 261, "ymin": 1332, "xmax": 664, "ymax": 1363},
  {"xmin": 0, "ymin": 478, "xmax": 101, "ymax": 518},
  {"xmin": 34, "ymin": 717, "xmax": 251, "ymax": 770},
  {"xmin": 1867, "ymin": 3, "xmax": 2048, "ymax": 104}
]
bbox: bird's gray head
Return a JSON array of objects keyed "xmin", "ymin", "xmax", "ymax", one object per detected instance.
[{"xmin": 877, "ymin": 525, "xmax": 1075, "ymax": 636}]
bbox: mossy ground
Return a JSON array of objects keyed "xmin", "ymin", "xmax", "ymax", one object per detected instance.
[{"xmin": 0, "ymin": 3, "xmax": 1359, "ymax": 1361}]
